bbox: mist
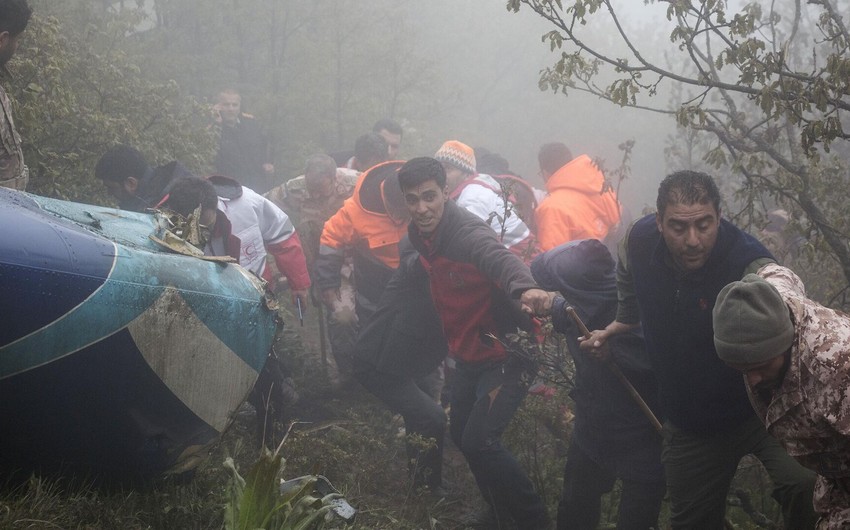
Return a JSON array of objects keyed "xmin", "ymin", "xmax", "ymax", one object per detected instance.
[
  {"xmin": 32, "ymin": 0, "xmax": 680, "ymax": 213},
  {"xmin": 393, "ymin": 0, "xmax": 676, "ymax": 213}
]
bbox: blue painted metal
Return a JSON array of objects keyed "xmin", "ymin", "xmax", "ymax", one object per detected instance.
[{"xmin": 0, "ymin": 188, "xmax": 278, "ymax": 481}]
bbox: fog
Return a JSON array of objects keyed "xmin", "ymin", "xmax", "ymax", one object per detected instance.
[
  {"xmin": 399, "ymin": 0, "xmax": 676, "ymax": 213},
  {"xmin": 56, "ymin": 0, "xmax": 682, "ymax": 212}
]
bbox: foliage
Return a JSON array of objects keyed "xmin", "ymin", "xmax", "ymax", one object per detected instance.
[
  {"xmin": 223, "ymin": 447, "xmax": 343, "ymax": 530},
  {"xmin": 508, "ymin": 0, "xmax": 850, "ymax": 306},
  {"xmin": 0, "ymin": 317, "xmax": 797, "ymax": 529},
  {"xmin": 10, "ymin": 3, "xmax": 215, "ymax": 203},
  {"xmin": 110, "ymin": 0, "xmax": 443, "ymax": 177},
  {"xmin": 4, "ymin": 0, "xmax": 446, "ymax": 204},
  {"xmin": 505, "ymin": 390, "xmax": 568, "ymax": 512}
]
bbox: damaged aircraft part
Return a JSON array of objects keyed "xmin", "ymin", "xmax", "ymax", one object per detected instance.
[{"xmin": 0, "ymin": 188, "xmax": 277, "ymax": 482}]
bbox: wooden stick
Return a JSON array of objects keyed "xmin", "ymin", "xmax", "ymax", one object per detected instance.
[{"xmin": 565, "ymin": 306, "xmax": 663, "ymax": 433}]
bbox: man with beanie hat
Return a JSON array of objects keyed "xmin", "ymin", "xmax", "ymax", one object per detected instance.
[
  {"xmin": 715, "ymin": 263, "xmax": 850, "ymax": 528},
  {"xmin": 580, "ymin": 170, "xmax": 817, "ymax": 529},
  {"xmin": 434, "ymin": 140, "xmax": 535, "ymax": 260}
]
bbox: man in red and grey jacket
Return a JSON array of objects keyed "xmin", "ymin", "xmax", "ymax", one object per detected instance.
[{"xmin": 397, "ymin": 156, "xmax": 553, "ymax": 529}]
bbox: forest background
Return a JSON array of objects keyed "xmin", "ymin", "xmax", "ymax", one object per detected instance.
[
  {"xmin": 3, "ymin": 1, "xmax": 850, "ymax": 527},
  {"xmin": 14, "ymin": 0, "xmax": 850, "ymax": 305}
]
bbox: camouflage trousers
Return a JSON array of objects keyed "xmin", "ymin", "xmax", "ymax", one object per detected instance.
[{"xmin": 0, "ymin": 165, "xmax": 29, "ymax": 191}]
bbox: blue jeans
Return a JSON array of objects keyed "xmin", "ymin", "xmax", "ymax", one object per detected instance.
[{"xmin": 451, "ymin": 356, "xmax": 549, "ymax": 528}]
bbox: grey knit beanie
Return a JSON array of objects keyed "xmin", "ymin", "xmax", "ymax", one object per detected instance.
[{"xmin": 713, "ymin": 274, "xmax": 794, "ymax": 365}]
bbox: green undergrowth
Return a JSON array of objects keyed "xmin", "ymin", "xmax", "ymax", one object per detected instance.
[{"xmin": 0, "ymin": 309, "xmax": 790, "ymax": 529}]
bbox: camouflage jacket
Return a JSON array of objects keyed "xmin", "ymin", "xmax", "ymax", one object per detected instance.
[
  {"xmin": 0, "ymin": 81, "xmax": 26, "ymax": 191},
  {"xmin": 265, "ymin": 168, "xmax": 358, "ymax": 265},
  {"xmin": 753, "ymin": 263, "xmax": 850, "ymax": 528}
]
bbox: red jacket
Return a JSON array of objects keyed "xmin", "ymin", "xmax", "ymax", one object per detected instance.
[{"xmin": 408, "ymin": 200, "xmax": 536, "ymax": 363}]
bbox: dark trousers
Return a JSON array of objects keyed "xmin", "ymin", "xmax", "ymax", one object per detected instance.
[
  {"xmin": 356, "ymin": 368, "xmax": 447, "ymax": 489},
  {"xmin": 249, "ymin": 351, "xmax": 296, "ymax": 439},
  {"xmin": 662, "ymin": 415, "xmax": 818, "ymax": 529},
  {"xmin": 556, "ymin": 440, "xmax": 665, "ymax": 530},
  {"xmin": 451, "ymin": 358, "xmax": 549, "ymax": 529}
]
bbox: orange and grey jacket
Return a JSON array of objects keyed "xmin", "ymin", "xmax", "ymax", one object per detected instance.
[{"xmin": 315, "ymin": 161, "xmax": 408, "ymax": 308}]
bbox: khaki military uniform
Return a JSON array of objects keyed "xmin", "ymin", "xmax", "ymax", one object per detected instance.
[
  {"xmin": 0, "ymin": 82, "xmax": 27, "ymax": 191},
  {"xmin": 266, "ymin": 168, "xmax": 359, "ymax": 377},
  {"xmin": 266, "ymin": 168, "xmax": 358, "ymax": 265},
  {"xmin": 754, "ymin": 264, "xmax": 850, "ymax": 528}
]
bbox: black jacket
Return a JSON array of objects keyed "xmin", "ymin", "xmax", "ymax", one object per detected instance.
[
  {"xmin": 215, "ymin": 116, "xmax": 271, "ymax": 193},
  {"xmin": 352, "ymin": 241, "xmax": 447, "ymax": 378},
  {"xmin": 628, "ymin": 214, "xmax": 773, "ymax": 433},
  {"xmin": 532, "ymin": 239, "xmax": 661, "ymax": 453},
  {"xmin": 120, "ymin": 161, "xmax": 194, "ymax": 213}
]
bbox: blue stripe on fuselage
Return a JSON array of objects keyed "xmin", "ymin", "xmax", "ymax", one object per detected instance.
[
  {"xmin": 1, "ymin": 193, "xmax": 275, "ymax": 379},
  {"xmin": 0, "ymin": 243, "xmax": 273, "ymax": 378},
  {"xmin": 0, "ymin": 196, "xmax": 115, "ymax": 345}
]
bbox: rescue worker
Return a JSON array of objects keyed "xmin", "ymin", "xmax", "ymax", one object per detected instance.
[
  {"xmin": 373, "ymin": 118, "xmax": 402, "ymax": 159},
  {"xmin": 265, "ymin": 154, "xmax": 359, "ymax": 382},
  {"xmin": 580, "ymin": 170, "xmax": 817, "ymax": 529},
  {"xmin": 95, "ymin": 145, "xmax": 194, "ymax": 213},
  {"xmin": 213, "ymin": 88, "xmax": 275, "ymax": 194},
  {"xmin": 164, "ymin": 176, "xmax": 310, "ymax": 437},
  {"xmin": 333, "ymin": 119, "xmax": 403, "ymax": 168},
  {"xmin": 534, "ymin": 142, "xmax": 621, "ymax": 251},
  {"xmin": 434, "ymin": 140, "xmax": 536, "ymax": 261},
  {"xmin": 531, "ymin": 239, "xmax": 665, "ymax": 530},
  {"xmin": 714, "ymin": 265, "xmax": 850, "ymax": 528},
  {"xmin": 314, "ymin": 160, "xmax": 408, "ymax": 332},
  {"xmin": 350, "ymin": 132, "xmax": 391, "ymax": 173},
  {"xmin": 398, "ymin": 156, "xmax": 553, "ymax": 529},
  {"xmin": 352, "ymin": 240, "xmax": 448, "ymax": 493}
]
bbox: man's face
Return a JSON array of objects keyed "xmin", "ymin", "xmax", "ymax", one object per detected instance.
[
  {"xmin": 102, "ymin": 177, "xmax": 137, "ymax": 204},
  {"xmin": 217, "ymin": 93, "xmax": 241, "ymax": 125},
  {"xmin": 377, "ymin": 128, "xmax": 401, "ymax": 159},
  {"xmin": 656, "ymin": 201, "xmax": 720, "ymax": 271},
  {"xmin": 0, "ymin": 31, "xmax": 23, "ymax": 68},
  {"xmin": 442, "ymin": 164, "xmax": 467, "ymax": 194},
  {"xmin": 305, "ymin": 174, "xmax": 334, "ymax": 200},
  {"xmin": 403, "ymin": 179, "xmax": 448, "ymax": 235},
  {"xmin": 725, "ymin": 350, "xmax": 790, "ymax": 394}
]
